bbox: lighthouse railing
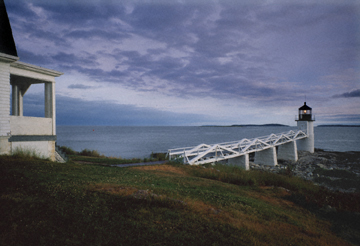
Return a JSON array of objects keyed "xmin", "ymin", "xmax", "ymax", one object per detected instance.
[{"xmin": 295, "ymin": 115, "xmax": 315, "ymax": 121}]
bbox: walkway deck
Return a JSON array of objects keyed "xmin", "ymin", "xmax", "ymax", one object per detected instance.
[{"xmin": 167, "ymin": 130, "xmax": 307, "ymax": 165}]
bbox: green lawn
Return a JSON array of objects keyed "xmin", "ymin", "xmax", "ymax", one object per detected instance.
[{"xmin": 1, "ymin": 155, "xmax": 359, "ymax": 245}]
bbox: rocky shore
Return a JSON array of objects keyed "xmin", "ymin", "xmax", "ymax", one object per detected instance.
[{"xmin": 250, "ymin": 149, "xmax": 360, "ymax": 193}]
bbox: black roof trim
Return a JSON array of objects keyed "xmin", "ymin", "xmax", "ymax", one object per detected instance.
[
  {"xmin": 0, "ymin": 0, "xmax": 18, "ymax": 57},
  {"xmin": 299, "ymin": 102, "xmax": 312, "ymax": 110}
]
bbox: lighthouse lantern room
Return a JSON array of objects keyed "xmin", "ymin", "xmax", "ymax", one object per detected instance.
[
  {"xmin": 296, "ymin": 102, "xmax": 315, "ymax": 153},
  {"xmin": 298, "ymin": 102, "xmax": 314, "ymax": 121}
]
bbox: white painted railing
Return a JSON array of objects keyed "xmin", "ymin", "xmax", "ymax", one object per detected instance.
[
  {"xmin": 10, "ymin": 116, "xmax": 53, "ymax": 135},
  {"xmin": 167, "ymin": 130, "xmax": 307, "ymax": 165}
]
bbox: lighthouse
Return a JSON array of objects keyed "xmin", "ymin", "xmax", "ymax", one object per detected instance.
[{"xmin": 296, "ymin": 102, "xmax": 315, "ymax": 153}]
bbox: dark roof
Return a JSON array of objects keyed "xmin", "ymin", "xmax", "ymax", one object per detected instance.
[
  {"xmin": 299, "ymin": 102, "xmax": 312, "ymax": 110},
  {"xmin": 0, "ymin": 0, "xmax": 18, "ymax": 57}
]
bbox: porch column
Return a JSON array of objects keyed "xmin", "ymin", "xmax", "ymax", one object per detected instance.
[
  {"xmin": 18, "ymin": 88, "xmax": 23, "ymax": 116},
  {"xmin": 11, "ymin": 83, "xmax": 19, "ymax": 116},
  {"xmin": 45, "ymin": 82, "xmax": 55, "ymax": 135},
  {"xmin": 45, "ymin": 82, "xmax": 53, "ymax": 118}
]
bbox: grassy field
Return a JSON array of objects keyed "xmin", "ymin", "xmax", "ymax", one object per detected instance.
[{"xmin": 1, "ymin": 154, "xmax": 359, "ymax": 246}]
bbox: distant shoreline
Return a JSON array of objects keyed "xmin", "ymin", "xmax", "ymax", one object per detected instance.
[
  {"xmin": 316, "ymin": 125, "xmax": 360, "ymax": 127},
  {"xmin": 201, "ymin": 124, "xmax": 360, "ymax": 128},
  {"xmin": 201, "ymin": 124, "xmax": 289, "ymax": 127}
]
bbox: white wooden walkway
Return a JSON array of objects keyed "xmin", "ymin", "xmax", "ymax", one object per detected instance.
[{"xmin": 167, "ymin": 130, "xmax": 307, "ymax": 165}]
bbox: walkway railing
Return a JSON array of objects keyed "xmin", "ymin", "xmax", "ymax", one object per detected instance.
[{"xmin": 167, "ymin": 129, "xmax": 307, "ymax": 165}]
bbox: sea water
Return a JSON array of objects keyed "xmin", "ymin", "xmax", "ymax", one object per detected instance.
[{"xmin": 56, "ymin": 126, "xmax": 360, "ymax": 159}]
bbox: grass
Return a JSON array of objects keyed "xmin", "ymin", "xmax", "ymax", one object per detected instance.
[
  {"xmin": 313, "ymin": 168, "xmax": 360, "ymax": 192},
  {"xmin": 11, "ymin": 147, "xmax": 45, "ymax": 160},
  {"xmin": 69, "ymin": 155, "xmax": 167, "ymax": 165},
  {"xmin": 67, "ymin": 147, "xmax": 168, "ymax": 165},
  {"xmin": 1, "ymin": 155, "xmax": 359, "ymax": 245}
]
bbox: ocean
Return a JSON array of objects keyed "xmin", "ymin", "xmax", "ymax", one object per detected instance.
[{"xmin": 56, "ymin": 126, "xmax": 360, "ymax": 159}]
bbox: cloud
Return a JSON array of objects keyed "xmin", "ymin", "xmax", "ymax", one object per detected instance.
[
  {"xmin": 16, "ymin": 48, "xmax": 52, "ymax": 66},
  {"xmin": 319, "ymin": 114, "xmax": 360, "ymax": 123},
  {"xmin": 52, "ymin": 52, "xmax": 99, "ymax": 66},
  {"xmin": 332, "ymin": 89, "xmax": 360, "ymax": 98},
  {"xmin": 57, "ymin": 95, "xmax": 220, "ymax": 126},
  {"xmin": 22, "ymin": 93, "xmax": 218, "ymax": 126},
  {"xmin": 65, "ymin": 29, "xmax": 131, "ymax": 40},
  {"xmin": 68, "ymin": 84, "xmax": 93, "ymax": 90},
  {"xmin": 6, "ymin": 0, "xmax": 360, "ymax": 125}
]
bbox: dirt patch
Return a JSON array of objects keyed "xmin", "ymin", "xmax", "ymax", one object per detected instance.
[
  {"xmin": 254, "ymin": 187, "xmax": 296, "ymax": 208},
  {"xmin": 91, "ymin": 184, "xmax": 138, "ymax": 196},
  {"xmin": 238, "ymin": 186, "xmax": 296, "ymax": 210},
  {"xmin": 74, "ymin": 161, "xmax": 98, "ymax": 165},
  {"xmin": 131, "ymin": 165, "xmax": 189, "ymax": 176},
  {"xmin": 183, "ymin": 199, "xmax": 225, "ymax": 217},
  {"xmin": 89, "ymin": 184, "xmax": 349, "ymax": 245},
  {"xmin": 73, "ymin": 161, "xmax": 110, "ymax": 166},
  {"xmin": 91, "ymin": 184, "xmax": 187, "ymax": 205},
  {"xmin": 188, "ymin": 198, "xmax": 348, "ymax": 246}
]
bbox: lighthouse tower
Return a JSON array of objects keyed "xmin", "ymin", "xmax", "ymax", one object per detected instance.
[{"xmin": 296, "ymin": 102, "xmax": 315, "ymax": 153}]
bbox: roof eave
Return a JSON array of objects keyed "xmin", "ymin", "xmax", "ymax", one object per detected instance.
[
  {"xmin": 0, "ymin": 52, "xmax": 19, "ymax": 63},
  {"xmin": 11, "ymin": 61, "xmax": 63, "ymax": 77}
]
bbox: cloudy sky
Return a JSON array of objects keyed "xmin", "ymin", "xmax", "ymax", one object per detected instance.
[{"xmin": 6, "ymin": 0, "xmax": 360, "ymax": 126}]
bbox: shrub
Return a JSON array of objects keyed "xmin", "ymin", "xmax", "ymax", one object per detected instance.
[
  {"xmin": 169, "ymin": 157, "xmax": 184, "ymax": 164},
  {"xmin": 58, "ymin": 145, "xmax": 77, "ymax": 155},
  {"xmin": 79, "ymin": 149, "xmax": 102, "ymax": 157},
  {"xmin": 12, "ymin": 147, "xmax": 43, "ymax": 160},
  {"xmin": 150, "ymin": 152, "xmax": 167, "ymax": 161}
]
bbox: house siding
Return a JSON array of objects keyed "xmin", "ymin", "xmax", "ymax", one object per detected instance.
[{"xmin": 0, "ymin": 61, "xmax": 10, "ymax": 137}]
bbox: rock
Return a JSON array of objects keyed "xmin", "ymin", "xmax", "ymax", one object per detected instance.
[
  {"xmin": 321, "ymin": 205, "xmax": 337, "ymax": 213},
  {"xmin": 298, "ymin": 156, "xmax": 315, "ymax": 165},
  {"xmin": 318, "ymin": 157, "xmax": 329, "ymax": 164},
  {"xmin": 248, "ymin": 150, "xmax": 358, "ymax": 193},
  {"xmin": 317, "ymin": 164, "xmax": 327, "ymax": 169}
]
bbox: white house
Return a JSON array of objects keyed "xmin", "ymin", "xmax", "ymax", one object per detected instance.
[{"xmin": 0, "ymin": 0, "xmax": 64, "ymax": 161}]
